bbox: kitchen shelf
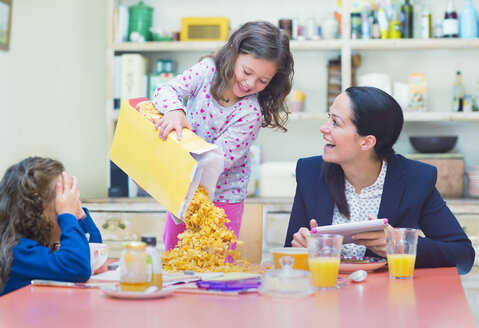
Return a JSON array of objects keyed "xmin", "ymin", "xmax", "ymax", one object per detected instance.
[
  {"xmin": 110, "ymin": 38, "xmax": 479, "ymax": 53},
  {"xmin": 288, "ymin": 112, "xmax": 479, "ymax": 122},
  {"xmin": 349, "ymin": 38, "xmax": 479, "ymax": 50},
  {"xmin": 110, "ymin": 39, "xmax": 344, "ymax": 53}
]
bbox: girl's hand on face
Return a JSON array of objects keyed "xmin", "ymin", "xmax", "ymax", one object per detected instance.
[
  {"xmin": 55, "ymin": 172, "xmax": 81, "ymax": 217},
  {"xmin": 351, "ymin": 215, "xmax": 391, "ymax": 257},
  {"xmin": 154, "ymin": 109, "xmax": 193, "ymax": 141},
  {"xmin": 292, "ymin": 219, "xmax": 318, "ymax": 248}
]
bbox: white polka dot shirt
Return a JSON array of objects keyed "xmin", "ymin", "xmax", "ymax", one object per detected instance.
[
  {"xmin": 332, "ymin": 161, "xmax": 388, "ymax": 257},
  {"xmin": 152, "ymin": 58, "xmax": 262, "ymax": 203}
]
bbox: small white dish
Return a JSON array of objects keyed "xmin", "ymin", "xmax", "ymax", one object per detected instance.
[{"xmin": 102, "ymin": 286, "xmax": 175, "ymax": 300}]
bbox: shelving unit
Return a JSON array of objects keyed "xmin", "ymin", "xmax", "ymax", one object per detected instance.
[{"xmin": 106, "ymin": 0, "xmax": 479, "ymax": 166}]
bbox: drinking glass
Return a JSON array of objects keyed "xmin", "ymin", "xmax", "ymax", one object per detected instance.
[
  {"xmin": 307, "ymin": 234, "xmax": 343, "ymax": 290},
  {"xmin": 385, "ymin": 228, "xmax": 418, "ymax": 279}
]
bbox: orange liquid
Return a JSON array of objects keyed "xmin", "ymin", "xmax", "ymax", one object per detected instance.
[
  {"xmin": 120, "ymin": 281, "xmax": 149, "ymax": 292},
  {"xmin": 308, "ymin": 257, "xmax": 340, "ymax": 288},
  {"xmin": 151, "ymin": 273, "xmax": 163, "ymax": 289},
  {"xmin": 387, "ymin": 254, "xmax": 416, "ymax": 278},
  {"xmin": 272, "ymin": 251, "xmax": 309, "ymax": 271}
]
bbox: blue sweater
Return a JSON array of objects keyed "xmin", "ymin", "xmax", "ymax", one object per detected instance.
[
  {"xmin": 1, "ymin": 208, "xmax": 102, "ymax": 296},
  {"xmin": 284, "ymin": 154, "xmax": 475, "ymax": 274}
]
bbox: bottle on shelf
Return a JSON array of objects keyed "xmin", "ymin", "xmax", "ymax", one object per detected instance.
[
  {"xmin": 351, "ymin": 11, "xmax": 362, "ymax": 39},
  {"xmin": 459, "ymin": 0, "xmax": 479, "ymax": 38},
  {"xmin": 378, "ymin": 6, "xmax": 389, "ymax": 39},
  {"xmin": 412, "ymin": 0, "xmax": 423, "ymax": 38},
  {"xmin": 433, "ymin": 18, "xmax": 443, "ymax": 38},
  {"xmin": 141, "ymin": 236, "xmax": 163, "ymax": 289},
  {"xmin": 371, "ymin": 6, "xmax": 381, "ymax": 39},
  {"xmin": 420, "ymin": 0, "xmax": 432, "ymax": 39},
  {"xmin": 452, "ymin": 71, "xmax": 465, "ymax": 112},
  {"xmin": 361, "ymin": 7, "xmax": 371, "ymax": 39},
  {"xmin": 401, "ymin": 0, "xmax": 414, "ymax": 38},
  {"xmin": 443, "ymin": 0, "xmax": 459, "ymax": 38},
  {"xmin": 389, "ymin": 1, "xmax": 402, "ymax": 39},
  {"xmin": 474, "ymin": 80, "xmax": 479, "ymax": 112}
]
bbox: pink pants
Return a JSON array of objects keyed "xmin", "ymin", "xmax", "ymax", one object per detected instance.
[{"xmin": 163, "ymin": 200, "xmax": 244, "ymax": 251}]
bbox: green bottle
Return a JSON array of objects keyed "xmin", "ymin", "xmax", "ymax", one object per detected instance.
[{"xmin": 401, "ymin": 0, "xmax": 414, "ymax": 38}]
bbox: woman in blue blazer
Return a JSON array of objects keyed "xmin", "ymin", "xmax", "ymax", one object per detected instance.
[{"xmin": 284, "ymin": 86, "xmax": 475, "ymax": 274}]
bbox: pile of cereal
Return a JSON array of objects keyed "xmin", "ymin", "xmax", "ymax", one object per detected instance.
[{"xmin": 162, "ymin": 185, "xmax": 250, "ymax": 272}]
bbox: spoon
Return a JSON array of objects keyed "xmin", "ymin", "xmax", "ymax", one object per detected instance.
[
  {"xmin": 144, "ymin": 286, "xmax": 159, "ymax": 294},
  {"xmin": 337, "ymin": 270, "xmax": 368, "ymax": 288}
]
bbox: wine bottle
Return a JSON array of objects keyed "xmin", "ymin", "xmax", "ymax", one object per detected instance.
[
  {"xmin": 389, "ymin": 1, "xmax": 402, "ymax": 39},
  {"xmin": 459, "ymin": 0, "xmax": 479, "ymax": 38},
  {"xmin": 371, "ymin": 9, "xmax": 381, "ymax": 39},
  {"xmin": 420, "ymin": 0, "xmax": 432, "ymax": 39},
  {"xmin": 452, "ymin": 71, "xmax": 465, "ymax": 112},
  {"xmin": 443, "ymin": 0, "xmax": 459, "ymax": 38},
  {"xmin": 401, "ymin": 0, "xmax": 414, "ymax": 38}
]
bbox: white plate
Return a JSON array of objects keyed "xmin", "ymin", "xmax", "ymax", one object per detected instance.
[
  {"xmin": 339, "ymin": 256, "xmax": 387, "ymax": 273},
  {"xmin": 102, "ymin": 286, "xmax": 176, "ymax": 300}
]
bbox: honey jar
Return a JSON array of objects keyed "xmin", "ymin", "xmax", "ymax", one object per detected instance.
[{"xmin": 120, "ymin": 241, "xmax": 148, "ymax": 291}]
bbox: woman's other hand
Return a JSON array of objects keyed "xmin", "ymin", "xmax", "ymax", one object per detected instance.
[
  {"xmin": 292, "ymin": 219, "xmax": 318, "ymax": 248},
  {"xmin": 351, "ymin": 215, "xmax": 391, "ymax": 257},
  {"xmin": 154, "ymin": 109, "xmax": 193, "ymax": 141}
]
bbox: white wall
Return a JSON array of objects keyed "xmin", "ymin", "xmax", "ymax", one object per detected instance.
[{"xmin": 0, "ymin": 0, "xmax": 107, "ymax": 198}]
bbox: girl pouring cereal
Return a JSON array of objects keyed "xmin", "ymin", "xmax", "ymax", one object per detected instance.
[{"xmin": 153, "ymin": 21, "xmax": 294, "ymax": 250}]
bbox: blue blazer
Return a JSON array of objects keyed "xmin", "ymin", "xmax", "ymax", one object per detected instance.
[{"xmin": 284, "ymin": 154, "xmax": 475, "ymax": 274}]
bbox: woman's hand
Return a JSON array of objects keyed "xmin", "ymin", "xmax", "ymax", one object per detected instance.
[
  {"xmin": 291, "ymin": 219, "xmax": 318, "ymax": 248},
  {"xmin": 154, "ymin": 109, "xmax": 193, "ymax": 141},
  {"xmin": 55, "ymin": 172, "xmax": 81, "ymax": 218},
  {"xmin": 351, "ymin": 215, "xmax": 391, "ymax": 257}
]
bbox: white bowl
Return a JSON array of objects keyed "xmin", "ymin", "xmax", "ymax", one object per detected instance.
[{"xmin": 89, "ymin": 243, "xmax": 109, "ymax": 273}]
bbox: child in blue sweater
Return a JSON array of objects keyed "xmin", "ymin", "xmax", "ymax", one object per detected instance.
[{"xmin": 0, "ymin": 157, "xmax": 102, "ymax": 296}]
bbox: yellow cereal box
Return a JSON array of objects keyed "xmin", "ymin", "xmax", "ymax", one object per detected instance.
[{"xmin": 110, "ymin": 98, "xmax": 223, "ymax": 221}]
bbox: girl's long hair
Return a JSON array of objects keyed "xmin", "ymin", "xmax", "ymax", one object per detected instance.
[
  {"xmin": 0, "ymin": 157, "xmax": 64, "ymax": 293},
  {"xmin": 323, "ymin": 86, "xmax": 404, "ymax": 218},
  {"xmin": 211, "ymin": 21, "xmax": 294, "ymax": 132}
]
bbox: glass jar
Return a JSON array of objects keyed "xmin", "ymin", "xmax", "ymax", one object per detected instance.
[
  {"xmin": 120, "ymin": 241, "xmax": 148, "ymax": 291},
  {"xmin": 258, "ymin": 256, "xmax": 315, "ymax": 297}
]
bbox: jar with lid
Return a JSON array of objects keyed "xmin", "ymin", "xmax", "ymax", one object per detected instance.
[
  {"xmin": 141, "ymin": 235, "xmax": 163, "ymax": 289},
  {"xmin": 258, "ymin": 256, "xmax": 315, "ymax": 297},
  {"xmin": 120, "ymin": 241, "xmax": 148, "ymax": 291}
]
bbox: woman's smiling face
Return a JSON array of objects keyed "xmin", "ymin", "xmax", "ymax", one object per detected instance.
[
  {"xmin": 320, "ymin": 92, "xmax": 364, "ymax": 165},
  {"xmin": 231, "ymin": 53, "xmax": 277, "ymax": 99}
]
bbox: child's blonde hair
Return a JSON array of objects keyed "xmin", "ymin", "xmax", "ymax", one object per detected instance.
[
  {"xmin": 211, "ymin": 21, "xmax": 294, "ymax": 132},
  {"xmin": 0, "ymin": 157, "xmax": 64, "ymax": 292}
]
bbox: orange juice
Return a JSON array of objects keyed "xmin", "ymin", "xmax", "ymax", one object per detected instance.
[
  {"xmin": 387, "ymin": 254, "xmax": 416, "ymax": 278},
  {"xmin": 308, "ymin": 256, "xmax": 340, "ymax": 288},
  {"xmin": 272, "ymin": 248, "xmax": 309, "ymax": 271}
]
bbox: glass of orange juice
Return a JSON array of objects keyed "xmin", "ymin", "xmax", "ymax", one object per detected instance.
[
  {"xmin": 307, "ymin": 234, "xmax": 343, "ymax": 290},
  {"xmin": 385, "ymin": 228, "xmax": 418, "ymax": 280}
]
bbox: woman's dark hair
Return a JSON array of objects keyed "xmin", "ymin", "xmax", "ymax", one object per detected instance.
[
  {"xmin": 323, "ymin": 86, "xmax": 404, "ymax": 218},
  {"xmin": 0, "ymin": 157, "xmax": 64, "ymax": 293},
  {"xmin": 211, "ymin": 20, "xmax": 294, "ymax": 132}
]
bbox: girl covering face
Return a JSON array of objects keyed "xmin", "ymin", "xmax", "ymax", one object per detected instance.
[{"xmin": 0, "ymin": 157, "xmax": 102, "ymax": 296}]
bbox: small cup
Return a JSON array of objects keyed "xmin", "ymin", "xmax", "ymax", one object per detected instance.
[
  {"xmin": 385, "ymin": 228, "xmax": 418, "ymax": 280},
  {"xmin": 307, "ymin": 234, "xmax": 343, "ymax": 290},
  {"xmin": 268, "ymin": 247, "xmax": 309, "ymax": 271}
]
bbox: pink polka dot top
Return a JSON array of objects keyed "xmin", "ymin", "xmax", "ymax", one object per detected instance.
[{"xmin": 153, "ymin": 58, "xmax": 262, "ymax": 203}]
